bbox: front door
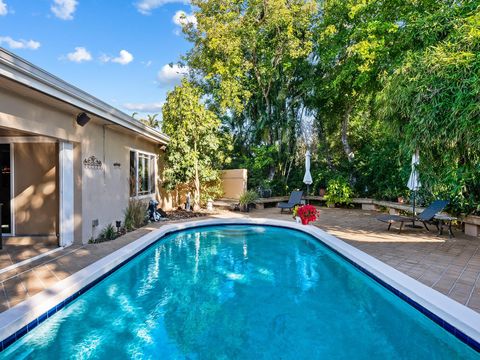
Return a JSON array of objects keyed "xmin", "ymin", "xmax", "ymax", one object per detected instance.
[{"xmin": 0, "ymin": 144, "xmax": 12, "ymax": 235}]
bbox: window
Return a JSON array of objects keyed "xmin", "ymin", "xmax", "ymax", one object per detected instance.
[{"xmin": 130, "ymin": 150, "xmax": 156, "ymax": 197}]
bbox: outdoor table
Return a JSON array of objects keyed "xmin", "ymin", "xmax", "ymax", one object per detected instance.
[{"xmin": 434, "ymin": 214, "xmax": 457, "ymax": 238}]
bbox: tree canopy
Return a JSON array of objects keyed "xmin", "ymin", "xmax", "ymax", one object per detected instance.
[
  {"xmin": 171, "ymin": 0, "xmax": 480, "ymax": 215},
  {"xmin": 162, "ymin": 79, "xmax": 229, "ymax": 209}
]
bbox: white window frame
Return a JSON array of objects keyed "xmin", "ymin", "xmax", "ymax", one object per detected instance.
[{"xmin": 129, "ymin": 149, "xmax": 157, "ymax": 198}]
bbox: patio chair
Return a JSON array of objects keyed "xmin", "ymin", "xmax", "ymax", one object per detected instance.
[
  {"xmin": 377, "ymin": 200, "xmax": 449, "ymax": 233},
  {"xmin": 277, "ymin": 191, "xmax": 303, "ymax": 213}
]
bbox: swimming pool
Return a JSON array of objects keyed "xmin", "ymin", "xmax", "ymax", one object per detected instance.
[{"xmin": 1, "ymin": 224, "xmax": 479, "ymax": 358}]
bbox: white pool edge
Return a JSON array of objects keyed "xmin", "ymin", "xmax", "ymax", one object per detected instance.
[{"xmin": 0, "ymin": 218, "xmax": 479, "ymax": 347}]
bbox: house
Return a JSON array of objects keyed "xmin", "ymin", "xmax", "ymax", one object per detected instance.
[{"xmin": 0, "ymin": 48, "xmax": 171, "ymax": 249}]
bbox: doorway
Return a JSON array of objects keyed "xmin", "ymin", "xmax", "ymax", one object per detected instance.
[{"xmin": 0, "ymin": 144, "xmax": 12, "ymax": 235}]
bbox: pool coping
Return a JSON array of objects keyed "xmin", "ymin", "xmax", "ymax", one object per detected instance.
[{"xmin": 0, "ymin": 218, "xmax": 479, "ymax": 351}]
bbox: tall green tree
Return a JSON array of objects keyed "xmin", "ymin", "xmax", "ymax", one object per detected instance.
[
  {"xmin": 162, "ymin": 79, "xmax": 228, "ymax": 209},
  {"xmin": 140, "ymin": 113, "xmax": 160, "ymax": 129},
  {"xmin": 378, "ymin": 5, "xmax": 480, "ymax": 213},
  {"xmin": 183, "ymin": 0, "xmax": 317, "ymax": 190}
]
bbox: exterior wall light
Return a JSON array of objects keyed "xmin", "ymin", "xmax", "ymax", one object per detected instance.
[{"xmin": 76, "ymin": 112, "xmax": 91, "ymax": 127}]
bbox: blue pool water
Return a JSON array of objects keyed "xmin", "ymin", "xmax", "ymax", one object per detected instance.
[{"xmin": 1, "ymin": 225, "xmax": 478, "ymax": 359}]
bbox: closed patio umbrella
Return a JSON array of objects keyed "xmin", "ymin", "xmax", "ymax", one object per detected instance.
[
  {"xmin": 303, "ymin": 150, "xmax": 313, "ymax": 204},
  {"xmin": 407, "ymin": 150, "xmax": 422, "ymax": 228}
]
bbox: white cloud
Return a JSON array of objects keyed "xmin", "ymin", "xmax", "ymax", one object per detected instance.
[
  {"xmin": 51, "ymin": 0, "xmax": 78, "ymax": 20},
  {"xmin": 123, "ymin": 102, "xmax": 164, "ymax": 112},
  {"xmin": 0, "ymin": 1, "xmax": 8, "ymax": 16},
  {"xmin": 157, "ymin": 64, "xmax": 189, "ymax": 86},
  {"xmin": 135, "ymin": 0, "xmax": 186, "ymax": 15},
  {"xmin": 100, "ymin": 50, "xmax": 134, "ymax": 65},
  {"xmin": 66, "ymin": 47, "xmax": 92, "ymax": 62},
  {"xmin": 112, "ymin": 50, "xmax": 134, "ymax": 65},
  {"xmin": 173, "ymin": 10, "xmax": 197, "ymax": 27},
  {"xmin": 0, "ymin": 36, "xmax": 40, "ymax": 50}
]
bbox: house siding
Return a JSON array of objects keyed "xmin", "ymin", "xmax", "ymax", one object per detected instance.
[{"xmin": 0, "ymin": 79, "xmax": 174, "ymax": 244}]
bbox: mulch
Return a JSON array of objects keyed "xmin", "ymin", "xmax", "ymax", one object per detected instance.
[{"xmin": 164, "ymin": 209, "xmax": 209, "ymax": 220}]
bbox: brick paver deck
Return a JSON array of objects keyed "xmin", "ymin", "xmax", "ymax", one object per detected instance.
[{"xmin": 0, "ymin": 207, "xmax": 479, "ymax": 314}]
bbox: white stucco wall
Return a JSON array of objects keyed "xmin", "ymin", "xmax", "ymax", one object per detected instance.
[{"xmin": 0, "ymin": 84, "xmax": 165, "ymax": 244}]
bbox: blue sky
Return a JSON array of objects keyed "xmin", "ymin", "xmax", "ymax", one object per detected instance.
[{"xmin": 0, "ymin": 0, "xmax": 194, "ymax": 118}]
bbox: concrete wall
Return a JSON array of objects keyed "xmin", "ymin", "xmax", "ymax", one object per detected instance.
[
  {"xmin": 0, "ymin": 83, "xmax": 169, "ymax": 244},
  {"xmin": 220, "ymin": 169, "xmax": 247, "ymax": 200},
  {"xmin": 13, "ymin": 142, "xmax": 58, "ymax": 236}
]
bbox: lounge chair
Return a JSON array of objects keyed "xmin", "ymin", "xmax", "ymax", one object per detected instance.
[
  {"xmin": 278, "ymin": 191, "xmax": 303, "ymax": 213},
  {"xmin": 377, "ymin": 200, "xmax": 449, "ymax": 233}
]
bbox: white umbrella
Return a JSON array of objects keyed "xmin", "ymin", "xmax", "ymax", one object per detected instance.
[
  {"xmin": 303, "ymin": 150, "xmax": 313, "ymax": 203},
  {"xmin": 407, "ymin": 150, "xmax": 421, "ymax": 227}
]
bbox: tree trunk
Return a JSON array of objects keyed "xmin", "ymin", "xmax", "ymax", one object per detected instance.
[
  {"xmin": 316, "ymin": 117, "xmax": 335, "ymax": 171},
  {"xmin": 193, "ymin": 141, "xmax": 201, "ymax": 211},
  {"xmin": 341, "ymin": 104, "xmax": 354, "ymax": 163}
]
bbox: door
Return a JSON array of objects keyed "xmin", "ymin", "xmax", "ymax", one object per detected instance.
[{"xmin": 0, "ymin": 144, "xmax": 12, "ymax": 234}]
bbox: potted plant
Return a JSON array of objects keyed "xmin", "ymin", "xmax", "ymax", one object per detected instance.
[
  {"xmin": 238, "ymin": 190, "xmax": 259, "ymax": 212},
  {"xmin": 318, "ymin": 180, "xmax": 326, "ymax": 197},
  {"xmin": 297, "ymin": 204, "xmax": 320, "ymax": 225}
]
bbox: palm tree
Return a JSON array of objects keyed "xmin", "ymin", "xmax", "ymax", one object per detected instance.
[{"xmin": 140, "ymin": 114, "xmax": 160, "ymax": 129}]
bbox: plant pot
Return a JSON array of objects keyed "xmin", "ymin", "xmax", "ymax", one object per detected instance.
[
  {"xmin": 301, "ymin": 218, "xmax": 310, "ymax": 225},
  {"xmin": 295, "ymin": 216, "xmax": 301, "ymax": 223},
  {"xmin": 319, "ymin": 188, "xmax": 326, "ymax": 197}
]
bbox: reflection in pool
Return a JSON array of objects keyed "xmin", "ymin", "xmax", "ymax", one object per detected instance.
[{"xmin": 2, "ymin": 225, "xmax": 478, "ymax": 359}]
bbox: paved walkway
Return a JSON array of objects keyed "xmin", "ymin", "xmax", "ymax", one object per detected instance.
[{"xmin": 0, "ymin": 207, "xmax": 479, "ymax": 314}]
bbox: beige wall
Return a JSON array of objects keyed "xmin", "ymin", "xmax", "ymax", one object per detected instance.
[
  {"xmin": 13, "ymin": 142, "xmax": 58, "ymax": 236},
  {"xmin": 220, "ymin": 169, "xmax": 247, "ymax": 200},
  {"xmin": 81, "ymin": 122, "xmax": 159, "ymax": 242},
  {"xmin": 0, "ymin": 82, "xmax": 169, "ymax": 244}
]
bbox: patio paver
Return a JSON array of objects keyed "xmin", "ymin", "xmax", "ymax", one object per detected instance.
[{"xmin": 0, "ymin": 207, "xmax": 478, "ymax": 314}]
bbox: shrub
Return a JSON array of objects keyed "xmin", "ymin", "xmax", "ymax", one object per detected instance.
[
  {"xmin": 100, "ymin": 224, "xmax": 117, "ymax": 240},
  {"xmin": 325, "ymin": 177, "xmax": 354, "ymax": 207},
  {"xmin": 90, "ymin": 223, "xmax": 117, "ymax": 243},
  {"xmin": 239, "ymin": 190, "xmax": 259, "ymax": 206},
  {"xmin": 124, "ymin": 199, "xmax": 147, "ymax": 231}
]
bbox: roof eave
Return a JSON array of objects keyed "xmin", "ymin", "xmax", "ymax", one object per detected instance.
[{"xmin": 0, "ymin": 48, "xmax": 169, "ymax": 145}]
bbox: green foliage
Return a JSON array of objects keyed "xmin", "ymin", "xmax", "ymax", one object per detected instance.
[
  {"xmin": 238, "ymin": 190, "xmax": 259, "ymax": 206},
  {"xmin": 162, "ymin": 79, "xmax": 230, "ymax": 208},
  {"xmin": 139, "ymin": 114, "xmax": 160, "ymax": 129},
  {"xmin": 325, "ymin": 177, "xmax": 354, "ymax": 207},
  {"xmin": 124, "ymin": 199, "xmax": 146, "ymax": 231},
  {"xmin": 173, "ymin": 0, "xmax": 480, "ymax": 215},
  {"xmin": 90, "ymin": 224, "xmax": 117, "ymax": 243},
  {"xmin": 200, "ymin": 178, "xmax": 224, "ymax": 205},
  {"xmin": 101, "ymin": 224, "xmax": 117, "ymax": 240},
  {"xmin": 377, "ymin": 6, "xmax": 480, "ymax": 214},
  {"xmin": 184, "ymin": 0, "xmax": 317, "ymax": 188}
]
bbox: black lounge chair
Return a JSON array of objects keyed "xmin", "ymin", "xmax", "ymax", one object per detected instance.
[
  {"xmin": 278, "ymin": 191, "xmax": 303, "ymax": 213},
  {"xmin": 377, "ymin": 200, "xmax": 449, "ymax": 234}
]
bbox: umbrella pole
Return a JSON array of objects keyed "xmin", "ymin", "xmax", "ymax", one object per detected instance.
[
  {"xmin": 407, "ymin": 190, "xmax": 422, "ymax": 228},
  {"xmin": 412, "ymin": 191, "xmax": 416, "ymax": 227},
  {"xmin": 307, "ymin": 185, "xmax": 309, "ymax": 205}
]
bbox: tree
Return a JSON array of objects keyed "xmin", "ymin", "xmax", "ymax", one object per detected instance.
[
  {"xmin": 162, "ymin": 79, "xmax": 228, "ymax": 209},
  {"xmin": 183, "ymin": 0, "xmax": 317, "ymax": 190},
  {"xmin": 378, "ymin": 5, "xmax": 480, "ymax": 213},
  {"xmin": 140, "ymin": 114, "xmax": 160, "ymax": 129}
]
